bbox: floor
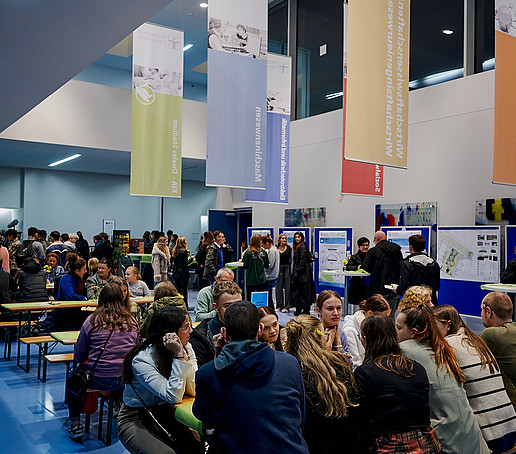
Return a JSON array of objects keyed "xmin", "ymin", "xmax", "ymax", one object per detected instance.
[{"xmin": 0, "ymin": 288, "xmax": 483, "ymax": 454}]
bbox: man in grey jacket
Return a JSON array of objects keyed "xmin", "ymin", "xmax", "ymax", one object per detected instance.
[
  {"xmin": 86, "ymin": 259, "xmax": 115, "ymax": 299},
  {"xmin": 262, "ymin": 236, "xmax": 280, "ymax": 309}
]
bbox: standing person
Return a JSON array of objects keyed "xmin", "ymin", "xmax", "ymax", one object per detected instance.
[
  {"xmin": 74, "ymin": 231, "xmax": 90, "ymax": 260},
  {"xmin": 151, "ymin": 237, "xmax": 170, "ymax": 287},
  {"xmin": 0, "ymin": 258, "xmax": 15, "ymax": 302},
  {"xmin": 345, "ymin": 236, "xmax": 369, "ymax": 306},
  {"xmin": 285, "ymin": 314, "xmax": 361, "ymax": 454},
  {"xmin": 355, "ymin": 313, "xmax": 442, "ymax": 454},
  {"xmin": 66, "ymin": 284, "xmax": 138, "ymax": 439},
  {"xmin": 204, "ymin": 230, "xmax": 226, "ymax": 284},
  {"xmin": 193, "ymin": 302, "xmax": 310, "ymax": 454},
  {"xmin": 258, "ymin": 306, "xmax": 284, "ymax": 351},
  {"xmin": 262, "ymin": 235, "xmax": 279, "ymax": 309},
  {"xmin": 86, "ymin": 258, "xmax": 115, "ymax": 299},
  {"xmin": 124, "ymin": 266, "xmax": 151, "ymax": 298},
  {"xmin": 6, "ymin": 228, "xmax": 21, "ymax": 273},
  {"xmin": 242, "ymin": 233, "xmax": 269, "ymax": 298},
  {"xmin": 46, "ymin": 230, "xmax": 68, "ymax": 267},
  {"xmin": 316, "ymin": 290, "xmax": 349, "ymax": 354},
  {"xmin": 343, "ymin": 294, "xmax": 391, "ymax": 369},
  {"xmin": 396, "ymin": 234, "xmax": 440, "ymax": 305},
  {"xmin": 360, "ymin": 230, "xmax": 403, "ymax": 317},
  {"xmin": 291, "ymin": 231, "xmax": 315, "ymax": 316},
  {"xmin": 141, "ymin": 231, "xmax": 152, "ymax": 254},
  {"xmin": 118, "ymin": 306, "xmax": 202, "ymax": 454},
  {"xmin": 170, "ymin": 236, "xmax": 190, "ymax": 305},
  {"xmin": 63, "ymin": 233, "xmax": 77, "ymax": 251},
  {"xmin": 17, "ymin": 257, "xmax": 48, "ymax": 302},
  {"xmin": 434, "ymin": 305, "xmax": 516, "ymax": 453},
  {"xmin": 275, "ymin": 233, "xmax": 292, "ymax": 313},
  {"xmin": 194, "ymin": 267, "xmax": 234, "ymax": 322},
  {"xmin": 25, "ymin": 226, "xmax": 46, "ymax": 263},
  {"xmin": 195, "ymin": 231, "xmax": 213, "ymax": 290},
  {"xmin": 480, "ymin": 291, "xmax": 516, "ymax": 406},
  {"xmin": 396, "ymin": 304, "xmax": 490, "ymax": 454},
  {"xmin": 0, "ymin": 235, "xmax": 10, "ymax": 274},
  {"xmin": 38, "ymin": 229, "xmax": 49, "ymax": 250}
]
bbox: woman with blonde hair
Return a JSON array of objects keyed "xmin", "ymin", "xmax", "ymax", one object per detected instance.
[
  {"xmin": 396, "ymin": 304, "xmax": 490, "ymax": 454},
  {"xmin": 124, "ymin": 266, "xmax": 151, "ymax": 298},
  {"xmin": 87, "ymin": 256, "xmax": 99, "ymax": 277},
  {"xmin": 398, "ymin": 285, "xmax": 433, "ymax": 312},
  {"xmin": 152, "ymin": 236, "xmax": 170, "ymax": 287},
  {"xmin": 171, "ymin": 236, "xmax": 190, "ymax": 304},
  {"xmin": 285, "ymin": 314, "xmax": 361, "ymax": 453},
  {"xmin": 242, "ymin": 233, "xmax": 269, "ymax": 298},
  {"xmin": 433, "ymin": 305, "xmax": 516, "ymax": 453},
  {"xmin": 342, "ymin": 294, "xmax": 390, "ymax": 369}
]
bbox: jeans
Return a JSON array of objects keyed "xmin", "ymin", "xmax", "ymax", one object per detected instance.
[{"xmin": 265, "ymin": 279, "xmax": 277, "ymax": 309}]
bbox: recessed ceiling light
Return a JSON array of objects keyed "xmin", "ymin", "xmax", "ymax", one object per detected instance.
[
  {"xmin": 200, "ymin": 2, "xmax": 208, "ymax": 8},
  {"xmin": 48, "ymin": 154, "xmax": 81, "ymax": 167},
  {"xmin": 183, "ymin": 44, "xmax": 193, "ymax": 51},
  {"xmin": 442, "ymin": 29, "xmax": 454, "ymax": 35}
]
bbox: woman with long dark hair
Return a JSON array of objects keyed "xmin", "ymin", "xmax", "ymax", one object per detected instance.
[
  {"xmin": 275, "ymin": 233, "xmax": 292, "ymax": 312},
  {"xmin": 433, "ymin": 305, "xmax": 516, "ymax": 453},
  {"xmin": 171, "ymin": 236, "xmax": 190, "ymax": 305},
  {"xmin": 118, "ymin": 306, "xmax": 201, "ymax": 454},
  {"xmin": 66, "ymin": 284, "xmax": 138, "ymax": 439},
  {"xmin": 196, "ymin": 231, "xmax": 214, "ymax": 289},
  {"xmin": 258, "ymin": 306, "xmax": 284, "ymax": 351},
  {"xmin": 242, "ymin": 234, "xmax": 269, "ymax": 298},
  {"xmin": 285, "ymin": 314, "xmax": 361, "ymax": 453},
  {"xmin": 355, "ymin": 312, "xmax": 442, "ymax": 453},
  {"xmin": 397, "ymin": 305, "xmax": 490, "ymax": 454},
  {"xmin": 291, "ymin": 231, "xmax": 315, "ymax": 316}
]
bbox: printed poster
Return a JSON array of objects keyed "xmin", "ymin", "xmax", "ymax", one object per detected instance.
[{"xmin": 131, "ymin": 23, "xmax": 183, "ymax": 197}]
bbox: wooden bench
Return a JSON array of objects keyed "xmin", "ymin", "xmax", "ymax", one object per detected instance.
[
  {"xmin": 41, "ymin": 352, "xmax": 75, "ymax": 383},
  {"xmin": 0, "ymin": 320, "xmax": 37, "ymax": 361},
  {"xmin": 18, "ymin": 335, "xmax": 55, "ymax": 374}
]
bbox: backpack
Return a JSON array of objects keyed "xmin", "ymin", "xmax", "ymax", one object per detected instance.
[{"xmin": 15, "ymin": 239, "xmax": 35, "ymax": 266}]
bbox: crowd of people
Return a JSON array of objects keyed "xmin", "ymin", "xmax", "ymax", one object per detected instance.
[{"xmin": 2, "ymin": 226, "xmax": 516, "ymax": 453}]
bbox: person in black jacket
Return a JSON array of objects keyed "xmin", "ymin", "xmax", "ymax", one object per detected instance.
[
  {"xmin": 396, "ymin": 234, "xmax": 440, "ymax": 305},
  {"xmin": 17, "ymin": 257, "xmax": 48, "ymax": 302},
  {"xmin": 189, "ymin": 281, "xmax": 242, "ymax": 367},
  {"xmin": 0, "ymin": 258, "xmax": 16, "ymax": 302},
  {"xmin": 170, "ymin": 236, "xmax": 190, "ymax": 305},
  {"xmin": 360, "ymin": 231, "xmax": 402, "ymax": 316},
  {"xmin": 346, "ymin": 236, "xmax": 370, "ymax": 306},
  {"xmin": 74, "ymin": 231, "xmax": 90, "ymax": 260},
  {"xmin": 291, "ymin": 231, "xmax": 316, "ymax": 316}
]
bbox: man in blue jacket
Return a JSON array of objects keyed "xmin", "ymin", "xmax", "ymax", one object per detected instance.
[{"xmin": 193, "ymin": 301, "xmax": 309, "ymax": 454}]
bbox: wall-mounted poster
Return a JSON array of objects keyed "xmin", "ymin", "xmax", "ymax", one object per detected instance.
[
  {"xmin": 375, "ymin": 202, "xmax": 437, "ymax": 230},
  {"xmin": 475, "ymin": 198, "xmax": 516, "ymax": 225},
  {"xmin": 285, "ymin": 207, "xmax": 326, "ymax": 228},
  {"xmin": 437, "ymin": 226, "xmax": 501, "ymax": 283},
  {"xmin": 383, "ymin": 226, "xmax": 432, "ymax": 258}
]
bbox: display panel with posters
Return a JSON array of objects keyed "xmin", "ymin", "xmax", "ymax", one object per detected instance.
[
  {"xmin": 314, "ymin": 227, "xmax": 353, "ymax": 293},
  {"xmin": 437, "ymin": 226, "xmax": 501, "ymax": 283},
  {"xmin": 279, "ymin": 227, "xmax": 311, "ymax": 251},
  {"xmin": 505, "ymin": 225, "xmax": 516, "ymax": 267},
  {"xmin": 246, "ymin": 227, "xmax": 274, "ymax": 245},
  {"xmin": 383, "ymin": 226, "xmax": 431, "ymax": 258}
]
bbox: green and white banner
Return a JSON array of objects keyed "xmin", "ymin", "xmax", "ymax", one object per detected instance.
[{"xmin": 131, "ymin": 23, "xmax": 183, "ymax": 197}]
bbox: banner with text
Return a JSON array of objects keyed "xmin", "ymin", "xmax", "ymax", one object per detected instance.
[
  {"xmin": 130, "ymin": 23, "xmax": 183, "ymax": 197},
  {"xmin": 246, "ymin": 53, "xmax": 291, "ymax": 203},
  {"xmin": 206, "ymin": 0, "xmax": 268, "ymax": 189},
  {"xmin": 344, "ymin": 0, "xmax": 410, "ymax": 169},
  {"xmin": 493, "ymin": 0, "xmax": 516, "ymax": 184},
  {"xmin": 342, "ymin": 2, "xmax": 384, "ymax": 195}
]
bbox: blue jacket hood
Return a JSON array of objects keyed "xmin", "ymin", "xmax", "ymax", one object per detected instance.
[{"xmin": 214, "ymin": 340, "xmax": 274, "ymax": 381}]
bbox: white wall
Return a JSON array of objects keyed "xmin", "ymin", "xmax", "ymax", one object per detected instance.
[
  {"xmin": 22, "ymin": 169, "xmax": 216, "ymax": 246},
  {"xmin": 232, "ymin": 70, "xmax": 516, "ymax": 245}
]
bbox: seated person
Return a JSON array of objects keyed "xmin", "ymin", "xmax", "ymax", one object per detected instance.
[
  {"xmin": 193, "ymin": 301, "xmax": 309, "ymax": 454},
  {"xmin": 45, "ymin": 252, "xmax": 65, "ymax": 283},
  {"xmin": 124, "ymin": 266, "xmax": 151, "ymax": 298},
  {"xmin": 194, "ymin": 267, "xmax": 234, "ymax": 321},
  {"xmin": 86, "ymin": 258, "xmax": 114, "ymax": 299},
  {"xmin": 17, "ymin": 257, "xmax": 48, "ymax": 302},
  {"xmin": 139, "ymin": 281, "xmax": 188, "ymax": 338},
  {"xmin": 190, "ymin": 281, "xmax": 242, "ymax": 367}
]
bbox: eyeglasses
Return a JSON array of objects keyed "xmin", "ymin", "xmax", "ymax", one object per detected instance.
[{"xmin": 178, "ymin": 322, "xmax": 191, "ymax": 332}]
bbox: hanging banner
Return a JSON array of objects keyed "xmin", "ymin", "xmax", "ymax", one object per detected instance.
[
  {"xmin": 493, "ymin": 1, "xmax": 516, "ymax": 185},
  {"xmin": 344, "ymin": 0, "xmax": 410, "ymax": 169},
  {"xmin": 130, "ymin": 23, "xmax": 183, "ymax": 197},
  {"xmin": 342, "ymin": 1, "xmax": 384, "ymax": 195},
  {"xmin": 206, "ymin": 0, "xmax": 268, "ymax": 189},
  {"xmin": 246, "ymin": 53, "xmax": 291, "ymax": 203}
]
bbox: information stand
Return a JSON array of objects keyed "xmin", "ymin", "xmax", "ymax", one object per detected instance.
[
  {"xmin": 279, "ymin": 227, "xmax": 311, "ymax": 250},
  {"xmin": 246, "ymin": 227, "xmax": 274, "ymax": 245},
  {"xmin": 314, "ymin": 227, "xmax": 353, "ymax": 295},
  {"xmin": 437, "ymin": 226, "xmax": 501, "ymax": 315},
  {"xmin": 382, "ymin": 226, "xmax": 431, "ymax": 258}
]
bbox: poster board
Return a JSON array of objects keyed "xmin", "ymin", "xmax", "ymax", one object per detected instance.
[
  {"xmin": 383, "ymin": 226, "xmax": 431, "ymax": 258},
  {"xmin": 247, "ymin": 227, "xmax": 274, "ymax": 245},
  {"xmin": 279, "ymin": 227, "xmax": 311, "ymax": 251},
  {"xmin": 314, "ymin": 227, "xmax": 353, "ymax": 293},
  {"xmin": 437, "ymin": 226, "xmax": 501, "ymax": 283},
  {"xmin": 506, "ymin": 225, "xmax": 516, "ymax": 266}
]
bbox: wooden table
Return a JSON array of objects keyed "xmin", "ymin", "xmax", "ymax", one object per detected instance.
[{"xmin": 50, "ymin": 330, "xmax": 80, "ymax": 345}]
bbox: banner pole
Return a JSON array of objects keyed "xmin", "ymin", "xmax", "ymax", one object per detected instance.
[{"xmin": 160, "ymin": 197, "xmax": 164, "ymax": 233}]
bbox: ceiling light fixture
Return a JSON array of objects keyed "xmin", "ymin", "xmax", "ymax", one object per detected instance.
[
  {"xmin": 48, "ymin": 154, "xmax": 81, "ymax": 167},
  {"xmin": 183, "ymin": 44, "xmax": 194, "ymax": 51},
  {"xmin": 442, "ymin": 29, "xmax": 454, "ymax": 35},
  {"xmin": 200, "ymin": 2, "xmax": 208, "ymax": 8}
]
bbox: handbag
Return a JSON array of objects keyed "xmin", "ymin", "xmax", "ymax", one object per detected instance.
[{"xmin": 66, "ymin": 329, "xmax": 114, "ymax": 398}]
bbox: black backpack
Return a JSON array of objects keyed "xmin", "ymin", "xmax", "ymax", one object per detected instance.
[{"xmin": 15, "ymin": 239, "xmax": 35, "ymax": 267}]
